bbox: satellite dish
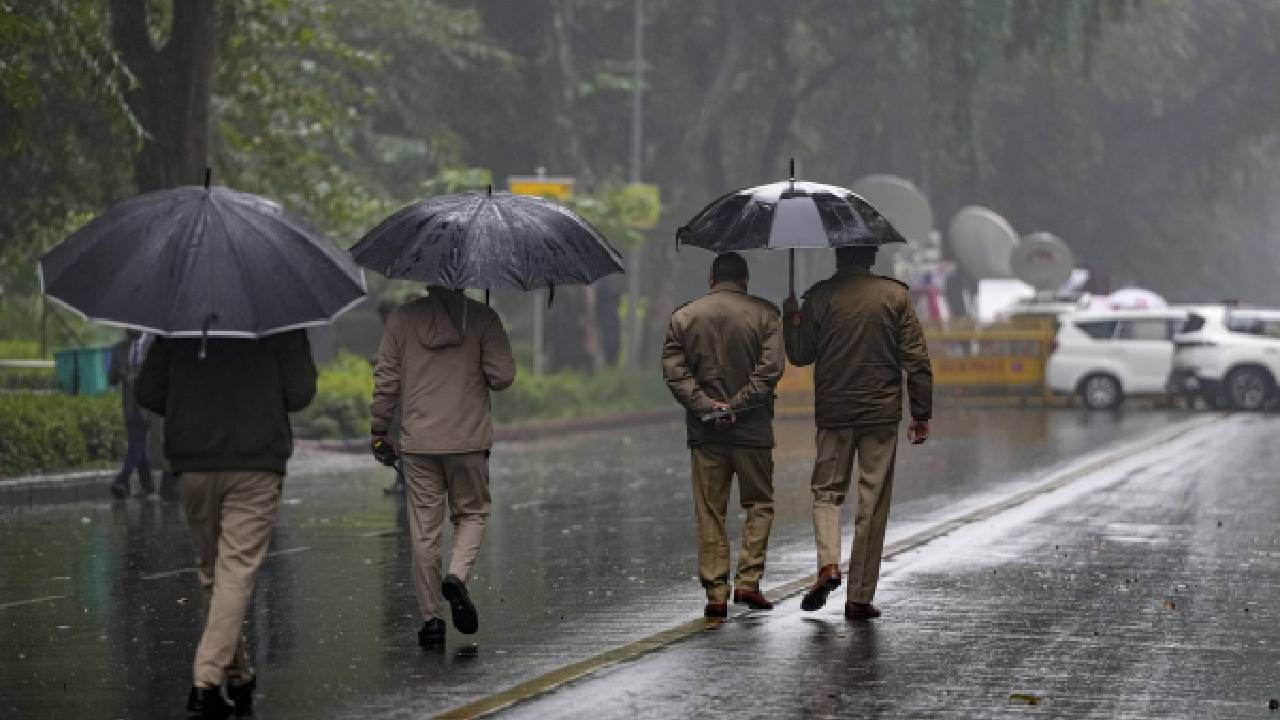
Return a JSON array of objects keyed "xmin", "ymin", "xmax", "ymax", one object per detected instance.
[
  {"xmin": 949, "ymin": 206, "xmax": 1018, "ymax": 279},
  {"xmin": 851, "ymin": 174, "xmax": 933, "ymax": 278},
  {"xmin": 1010, "ymin": 232, "xmax": 1074, "ymax": 291},
  {"xmin": 850, "ymin": 174, "xmax": 933, "ymax": 244}
]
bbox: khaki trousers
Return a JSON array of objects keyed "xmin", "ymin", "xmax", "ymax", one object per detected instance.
[
  {"xmin": 180, "ymin": 471, "xmax": 282, "ymax": 688},
  {"xmin": 401, "ymin": 452, "xmax": 491, "ymax": 621},
  {"xmin": 691, "ymin": 445, "xmax": 775, "ymax": 604},
  {"xmin": 810, "ymin": 426, "xmax": 898, "ymax": 604}
]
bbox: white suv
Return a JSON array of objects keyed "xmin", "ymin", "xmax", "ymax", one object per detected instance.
[
  {"xmin": 1169, "ymin": 306, "xmax": 1280, "ymax": 411},
  {"xmin": 1046, "ymin": 309, "xmax": 1188, "ymax": 410}
]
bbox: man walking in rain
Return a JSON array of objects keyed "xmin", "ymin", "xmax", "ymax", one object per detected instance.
[
  {"xmin": 783, "ymin": 245, "xmax": 932, "ymax": 621},
  {"xmin": 370, "ymin": 286, "xmax": 515, "ymax": 646},
  {"xmin": 138, "ymin": 330, "xmax": 316, "ymax": 719},
  {"xmin": 662, "ymin": 252, "xmax": 784, "ymax": 618}
]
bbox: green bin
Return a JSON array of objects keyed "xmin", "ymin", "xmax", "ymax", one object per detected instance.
[{"xmin": 53, "ymin": 347, "xmax": 113, "ymax": 396}]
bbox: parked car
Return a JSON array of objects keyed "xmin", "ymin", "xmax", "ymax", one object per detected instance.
[
  {"xmin": 1046, "ymin": 309, "xmax": 1188, "ymax": 410},
  {"xmin": 1169, "ymin": 306, "xmax": 1280, "ymax": 411}
]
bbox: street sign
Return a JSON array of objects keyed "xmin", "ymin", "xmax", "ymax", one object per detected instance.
[{"xmin": 507, "ymin": 176, "xmax": 575, "ymax": 200}]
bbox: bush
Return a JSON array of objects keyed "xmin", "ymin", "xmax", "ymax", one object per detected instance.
[
  {"xmin": 492, "ymin": 367, "xmax": 669, "ymax": 422},
  {"xmin": 0, "ymin": 392, "xmax": 125, "ymax": 476},
  {"xmin": 292, "ymin": 351, "xmax": 374, "ymax": 439},
  {"xmin": 290, "ymin": 350, "xmax": 670, "ymax": 439}
]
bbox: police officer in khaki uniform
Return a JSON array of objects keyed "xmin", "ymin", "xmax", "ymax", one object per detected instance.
[
  {"xmin": 662, "ymin": 252, "xmax": 785, "ymax": 618},
  {"xmin": 782, "ymin": 245, "xmax": 932, "ymax": 621}
]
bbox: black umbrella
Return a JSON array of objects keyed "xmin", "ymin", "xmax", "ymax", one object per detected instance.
[
  {"xmin": 677, "ymin": 161, "xmax": 906, "ymax": 294},
  {"xmin": 350, "ymin": 189, "xmax": 624, "ymax": 301},
  {"xmin": 40, "ymin": 178, "xmax": 367, "ymax": 342}
]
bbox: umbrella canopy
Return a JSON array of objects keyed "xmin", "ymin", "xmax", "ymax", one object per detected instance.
[
  {"xmin": 350, "ymin": 191, "xmax": 624, "ymax": 291},
  {"xmin": 40, "ymin": 185, "xmax": 367, "ymax": 337},
  {"xmin": 676, "ymin": 179, "xmax": 908, "ymax": 253}
]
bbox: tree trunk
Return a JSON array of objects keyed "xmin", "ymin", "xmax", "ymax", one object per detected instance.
[
  {"xmin": 536, "ymin": 0, "xmax": 608, "ymax": 372},
  {"xmin": 109, "ymin": 0, "xmax": 217, "ymax": 191},
  {"xmin": 640, "ymin": 0, "xmax": 751, "ymax": 361}
]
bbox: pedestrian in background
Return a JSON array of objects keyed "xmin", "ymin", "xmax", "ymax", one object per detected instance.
[
  {"xmin": 662, "ymin": 252, "xmax": 784, "ymax": 619},
  {"xmin": 370, "ymin": 287, "xmax": 515, "ymax": 646},
  {"xmin": 138, "ymin": 330, "xmax": 317, "ymax": 719},
  {"xmin": 108, "ymin": 330, "xmax": 153, "ymax": 498},
  {"xmin": 783, "ymin": 245, "xmax": 933, "ymax": 621}
]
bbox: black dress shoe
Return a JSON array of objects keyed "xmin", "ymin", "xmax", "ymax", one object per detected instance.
[
  {"xmin": 418, "ymin": 618, "xmax": 446, "ymax": 647},
  {"xmin": 187, "ymin": 686, "xmax": 235, "ymax": 719},
  {"xmin": 441, "ymin": 575, "xmax": 479, "ymax": 635},
  {"xmin": 227, "ymin": 677, "xmax": 256, "ymax": 716},
  {"xmin": 109, "ymin": 479, "xmax": 129, "ymax": 500},
  {"xmin": 801, "ymin": 564, "xmax": 842, "ymax": 612}
]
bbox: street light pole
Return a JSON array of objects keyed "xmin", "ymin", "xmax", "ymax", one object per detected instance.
[{"xmin": 624, "ymin": 0, "xmax": 645, "ymax": 368}]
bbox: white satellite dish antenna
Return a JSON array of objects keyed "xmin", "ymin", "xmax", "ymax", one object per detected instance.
[
  {"xmin": 949, "ymin": 206, "xmax": 1018, "ymax": 279},
  {"xmin": 851, "ymin": 174, "xmax": 933, "ymax": 277},
  {"xmin": 1010, "ymin": 232, "xmax": 1074, "ymax": 291}
]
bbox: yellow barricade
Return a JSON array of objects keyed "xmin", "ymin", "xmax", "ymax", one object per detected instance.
[{"xmin": 775, "ymin": 317, "xmax": 1057, "ymax": 413}]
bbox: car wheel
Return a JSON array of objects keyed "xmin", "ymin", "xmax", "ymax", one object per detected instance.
[
  {"xmin": 1080, "ymin": 374, "xmax": 1123, "ymax": 410},
  {"xmin": 1227, "ymin": 367, "xmax": 1274, "ymax": 412}
]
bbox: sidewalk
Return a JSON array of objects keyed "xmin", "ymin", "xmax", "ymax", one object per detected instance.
[{"xmin": 480, "ymin": 414, "xmax": 1280, "ymax": 719}]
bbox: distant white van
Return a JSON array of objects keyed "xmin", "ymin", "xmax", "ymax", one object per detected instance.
[{"xmin": 1046, "ymin": 309, "xmax": 1189, "ymax": 410}]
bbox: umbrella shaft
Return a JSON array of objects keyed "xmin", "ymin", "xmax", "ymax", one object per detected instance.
[{"xmin": 788, "ymin": 249, "xmax": 795, "ymax": 297}]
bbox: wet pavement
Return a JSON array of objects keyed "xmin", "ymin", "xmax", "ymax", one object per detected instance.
[
  {"xmin": 0, "ymin": 407, "xmax": 1238, "ymax": 719},
  {"xmin": 503, "ymin": 413, "xmax": 1280, "ymax": 719}
]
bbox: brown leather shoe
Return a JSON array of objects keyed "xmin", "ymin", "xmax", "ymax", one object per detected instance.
[
  {"xmin": 844, "ymin": 601, "xmax": 881, "ymax": 621},
  {"xmin": 704, "ymin": 602, "xmax": 728, "ymax": 618},
  {"xmin": 801, "ymin": 564, "xmax": 842, "ymax": 611},
  {"xmin": 732, "ymin": 588, "xmax": 774, "ymax": 610}
]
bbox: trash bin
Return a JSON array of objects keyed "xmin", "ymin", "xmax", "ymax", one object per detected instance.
[{"xmin": 53, "ymin": 347, "xmax": 112, "ymax": 395}]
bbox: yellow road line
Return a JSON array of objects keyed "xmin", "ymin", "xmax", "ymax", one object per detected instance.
[{"xmin": 435, "ymin": 413, "xmax": 1225, "ymax": 719}]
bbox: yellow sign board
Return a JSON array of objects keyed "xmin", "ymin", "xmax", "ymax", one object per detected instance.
[{"xmin": 507, "ymin": 176, "xmax": 575, "ymax": 200}]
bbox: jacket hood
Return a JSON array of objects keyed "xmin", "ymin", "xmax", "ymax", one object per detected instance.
[{"xmin": 416, "ymin": 291, "xmax": 465, "ymax": 350}]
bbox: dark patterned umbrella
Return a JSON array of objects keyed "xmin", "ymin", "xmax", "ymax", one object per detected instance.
[
  {"xmin": 40, "ymin": 182, "xmax": 367, "ymax": 339},
  {"xmin": 350, "ymin": 190, "xmax": 624, "ymax": 297},
  {"xmin": 677, "ymin": 163, "xmax": 906, "ymax": 294}
]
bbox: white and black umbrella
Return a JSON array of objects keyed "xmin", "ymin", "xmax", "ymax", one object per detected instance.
[
  {"xmin": 350, "ymin": 189, "xmax": 624, "ymax": 303},
  {"xmin": 40, "ymin": 177, "xmax": 367, "ymax": 342},
  {"xmin": 677, "ymin": 161, "xmax": 906, "ymax": 294}
]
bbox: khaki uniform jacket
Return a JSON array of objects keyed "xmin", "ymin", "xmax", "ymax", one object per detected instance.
[
  {"xmin": 370, "ymin": 290, "xmax": 515, "ymax": 454},
  {"xmin": 784, "ymin": 266, "xmax": 932, "ymax": 427},
  {"xmin": 662, "ymin": 283, "xmax": 784, "ymax": 448}
]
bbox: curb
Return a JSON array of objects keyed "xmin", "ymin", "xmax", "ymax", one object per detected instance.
[
  {"xmin": 2, "ymin": 407, "xmax": 683, "ymax": 507},
  {"xmin": 0, "ymin": 469, "xmax": 117, "ymax": 507},
  {"xmin": 302, "ymin": 406, "xmax": 682, "ymax": 454}
]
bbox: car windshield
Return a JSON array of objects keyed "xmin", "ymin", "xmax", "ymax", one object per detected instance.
[
  {"xmin": 1226, "ymin": 314, "xmax": 1280, "ymax": 338},
  {"xmin": 1181, "ymin": 313, "xmax": 1206, "ymax": 332}
]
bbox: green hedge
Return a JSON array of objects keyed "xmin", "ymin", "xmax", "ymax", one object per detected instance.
[
  {"xmin": 292, "ymin": 351, "xmax": 670, "ymax": 439},
  {"xmin": 0, "ymin": 392, "xmax": 126, "ymax": 477}
]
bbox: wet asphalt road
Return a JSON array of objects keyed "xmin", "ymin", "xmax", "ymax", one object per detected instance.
[
  {"xmin": 0, "ymin": 407, "xmax": 1218, "ymax": 719},
  {"xmin": 506, "ymin": 413, "xmax": 1280, "ymax": 719}
]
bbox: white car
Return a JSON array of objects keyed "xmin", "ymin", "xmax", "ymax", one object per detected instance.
[
  {"xmin": 1169, "ymin": 306, "xmax": 1280, "ymax": 411},
  {"xmin": 1046, "ymin": 309, "xmax": 1188, "ymax": 410}
]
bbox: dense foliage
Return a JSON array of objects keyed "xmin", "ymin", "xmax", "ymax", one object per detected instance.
[{"xmin": 0, "ymin": 392, "xmax": 125, "ymax": 476}]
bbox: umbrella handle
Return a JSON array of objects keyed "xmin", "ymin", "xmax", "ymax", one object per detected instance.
[{"xmin": 198, "ymin": 313, "xmax": 219, "ymax": 360}]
